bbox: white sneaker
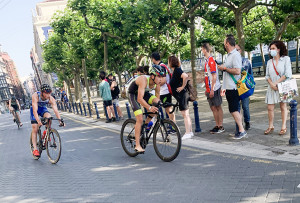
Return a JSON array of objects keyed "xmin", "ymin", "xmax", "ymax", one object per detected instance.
[
  {"xmin": 189, "ymin": 132, "xmax": 194, "ymax": 137},
  {"xmin": 182, "ymin": 133, "xmax": 192, "ymax": 140}
]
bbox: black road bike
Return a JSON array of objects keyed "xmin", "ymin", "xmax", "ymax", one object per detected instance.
[
  {"xmin": 120, "ymin": 102, "xmax": 181, "ymax": 162},
  {"xmin": 30, "ymin": 117, "xmax": 64, "ymax": 164}
]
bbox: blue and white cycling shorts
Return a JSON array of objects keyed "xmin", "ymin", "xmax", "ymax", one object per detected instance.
[{"xmin": 30, "ymin": 106, "xmax": 50, "ymax": 124}]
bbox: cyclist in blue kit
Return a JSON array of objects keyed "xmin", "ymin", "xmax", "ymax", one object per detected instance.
[{"xmin": 30, "ymin": 84, "xmax": 64, "ymax": 157}]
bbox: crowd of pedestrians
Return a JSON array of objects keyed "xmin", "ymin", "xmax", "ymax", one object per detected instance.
[{"xmin": 64, "ymin": 35, "xmax": 293, "ymax": 140}]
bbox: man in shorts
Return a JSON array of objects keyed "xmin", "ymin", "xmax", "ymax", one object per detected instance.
[
  {"xmin": 127, "ymin": 65, "xmax": 164, "ymax": 153},
  {"xmin": 201, "ymin": 43, "xmax": 225, "ymax": 134},
  {"xmin": 31, "ymin": 84, "xmax": 65, "ymax": 157}
]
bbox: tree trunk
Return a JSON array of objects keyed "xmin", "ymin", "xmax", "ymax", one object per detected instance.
[
  {"xmin": 96, "ymin": 81, "xmax": 100, "ymax": 97},
  {"xmin": 135, "ymin": 55, "xmax": 143, "ymax": 68},
  {"xmin": 74, "ymin": 71, "xmax": 79, "ymax": 102},
  {"xmin": 117, "ymin": 69, "xmax": 123, "ymax": 87},
  {"xmin": 65, "ymin": 79, "xmax": 73, "ymax": 103},
  {"xmin": 103, "ymin": 34, "xmax": 108, "ymax": 72},
  {"xmin": 259, "ymin": 43, "xmax": 266, "ymax": 76},
  {"xmin": 296, "ymin": 38, "xmax": 299, "ymax": 73},
  {"xmin": 190, "ymin": 14, "xmax": 197, "ymax": 89},
  {"xmin": 234, "ymin": 11, "xmax": 245, "ymax": 57},
  {"xmin": 82, "ymin": 58, "xmax": 92, "ymax": 105},
  {"xmin": 247, "ymin": 51, "xmax": 252, "ymax": 62}
]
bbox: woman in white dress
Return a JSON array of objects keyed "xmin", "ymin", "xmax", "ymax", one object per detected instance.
[{"xmin": 264, "ymin": 40, "xmax": 292, "ymax": 135}]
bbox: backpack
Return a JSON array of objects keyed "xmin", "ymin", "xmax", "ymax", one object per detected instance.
[
  {"xmin": 159, "ymin": 63, "xmax": 173, "ymax": 95},
  {"xmin": 229, "ymin": 71, "xmax": 255, "ymax": 100},
  {"xmin": 185, "ymin": 79, "xmax": 197, "ymax": 101}
]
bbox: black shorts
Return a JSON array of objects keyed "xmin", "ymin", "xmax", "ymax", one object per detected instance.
[
  {"xmin": 11, "ymin": 105, "xmax": 19, "ymax": 111},
  {"xmin": 160, "ymin": 93, "xmax": 172, "ymax": 107},
  {"xmin": 225, "ymin": 89, "xmax": 240, "ymax": 113},
  {"xmin": 128, "ymin": 92, "xmax": 157, "ymax": 116},
  {"xmin": 103, "ymin": 100, "xmax": 113, "ymax": 107},
  {"xmin": 174, "ymin": 91, "xmax": 189, "ymax": 111}
]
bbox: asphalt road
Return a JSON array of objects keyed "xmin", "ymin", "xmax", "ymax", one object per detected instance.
[{"xmin": 0, "ymin": 110, "xmax": 300, "ymax": 203}]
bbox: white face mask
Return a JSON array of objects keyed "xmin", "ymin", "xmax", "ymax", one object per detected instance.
[{"xmin": 270, "ymin": 50, "xmax": 278, "ymax": 57}]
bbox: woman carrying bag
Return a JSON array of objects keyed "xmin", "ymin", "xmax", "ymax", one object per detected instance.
[
  {"xmin": 264, "ymin": 40, "xmax": 292, "ymax": 135},
  {"xmin": 168, "ymin": 55, "xmax": 194, "ymax": 140}
]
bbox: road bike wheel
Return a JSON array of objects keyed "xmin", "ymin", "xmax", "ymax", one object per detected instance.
[
  {"xmin": 120, "ymin": 119, "xmax": 139, "ymax": 157},
  {"xmin": 29, "ymin": 130, "xmax": 43, "ymax": 160},
  {"xmin": 153, "ymin": 119, "xmax": 181, "ymax": 162},
  {"xmin": 46, "ymin": 129, "xmax": 62, "ymax": 164}
]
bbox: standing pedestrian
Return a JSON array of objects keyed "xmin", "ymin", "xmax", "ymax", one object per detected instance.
[
  {"xmin": 107, "ymin": 74, "xmax": 124, "ymax": 119},
  {"xmin": 236, "ymin": 44, "xmax": 253, "ymax": 130},
  {"xmin": 201, "ymin": 43, "xmax": 225, "ymax": 134},
  {"xmin": 218, "ymin": 34, "xmax": 247, "ymax": 139},
  {"xmin": 264, "ymin": 40, "xmax": 292, "ymax": 135},
  {"xmin": 99, "ymin": 71, "xmax": 116, "ymax": 123},
  {"xmin": 168, "ymin": 55, "xmax": 193, "ymax": 140}
]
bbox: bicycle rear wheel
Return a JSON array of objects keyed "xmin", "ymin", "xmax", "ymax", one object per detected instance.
[
  {"xmin": 120, "ymin": 119, "xmax": 139, "ymax": 157},
  {"xmin": 153, "ymin": 119, "xmax": 181, "ymax": 162},
  {"xmin": 30, "ymin": 130, "xmax": 43, "ymax": 160},
  {"xmin": 46, "ymin": 129, "xmax": 61, "ymax": 164}
]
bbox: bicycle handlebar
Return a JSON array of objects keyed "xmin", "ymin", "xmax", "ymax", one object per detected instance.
[
  {"xmin": 143, "ymin": 102, "xmax": 179, "ymax": 116},
  {"xmin": 41, "ymin": 117, "xmax": 64, "ymax": 127}
]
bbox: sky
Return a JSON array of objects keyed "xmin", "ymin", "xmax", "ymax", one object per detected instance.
[{"xmin": 0, "ymin": 0, "xmax": 44, "ymax": 81}]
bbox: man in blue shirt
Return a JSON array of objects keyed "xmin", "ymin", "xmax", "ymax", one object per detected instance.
[{"xmin": 236, "ymin": 44, "xmax": 253, "ymax": 130}]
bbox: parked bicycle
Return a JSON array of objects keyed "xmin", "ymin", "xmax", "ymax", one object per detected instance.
[
  {"xmin": 30, "ymin": 117, "xmax": 64, "ymax": 164},
  {"xmin": 120, "ymin": 102, "xmax": 181, "ymax": 162}
]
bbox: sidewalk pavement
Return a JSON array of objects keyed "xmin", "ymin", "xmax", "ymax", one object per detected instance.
[{"xmin": 60, "ymin": 74, "xmax": 300, "ymax": 163}]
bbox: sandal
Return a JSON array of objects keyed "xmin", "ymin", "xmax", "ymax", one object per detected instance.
[
  {"xmin": 279, "ymin": 128, "xmax": 287, "ymax": 136},
  {"xmin": 264, "ymin": 127, "xmax": 274, "ymax": 135}
]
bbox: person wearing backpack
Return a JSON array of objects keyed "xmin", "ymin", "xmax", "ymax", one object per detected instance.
[
  {"xmin": 218, "ymin": 34, "xmax": 247, "ymax": 139},
  {"xmin": 107, "ymin": 74, "xmax": 124, "ymax": 119},
  {"xmin": 152, "ymin": 52, "xmax": 175, "ymax": 133},
  {"xmin": 168, "ymin": 55, "xmax": 193, "ymax": 140},
  {"xmin": 236, "ymin": 44, "xmax": 253, "ymax": 131}
]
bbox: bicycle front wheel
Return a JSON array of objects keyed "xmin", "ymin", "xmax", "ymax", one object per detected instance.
[
  {"xmin": 46, "ymin": 129, "xmax": 62, "ymax": 164},
  {"xmin": 120, "ymin": 119, "xmax": 139, "ymax": 157},
  {"xmin": 153, "ymin": 119, "xmax": 181, "ymax": 162}
]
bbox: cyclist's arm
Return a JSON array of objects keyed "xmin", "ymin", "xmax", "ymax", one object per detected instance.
[
  {"xmin": 32, "ymin": 94, "xmax": 41, "ymax": 123},
  {"xmin": 8, "ymin": 99, "xmax": 11, "ymax": 108},
  {"xmin": 50, "ymin": 96, "xmax": 61, "ymax": 119},
  {"xmin": 136, "ymin": 77, "xmax": 151, "ymax": 110}
]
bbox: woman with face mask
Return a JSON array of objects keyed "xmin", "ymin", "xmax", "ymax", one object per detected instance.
[{"xmin": 264, "ymin": 40, "xmax": 292, "ymax": 136}]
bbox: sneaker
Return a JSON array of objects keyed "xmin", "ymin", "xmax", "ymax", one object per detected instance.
[
  {"xmin": 13, "ymin": 118, "xmax": 16, "ymax": 123},
  {"xmin": 167, "ymin": 126, "xmax": 176, "ymax": 134},
  {"xmin": 233, "ymin": 131, "xmax": 247, "ymax": 140},
  {"xmin": 32, "ymin": 150, "xmax": 40, "ymax": 157},
  {"xmin": 182, "ymin": 132, "xmax": 192, "ymax": 140},
  {"xmin": 112, "ymin": 117, "xmax": 116, "ymax": 122},
  {"xmin": 245, "ymin": 122, "xmax": 251, "ymax": 130},
  {"xmin": 218, "ymin": 126, "xmax": 225, "ymax": 133},
  {"xmin": 106, "ymin": 119, "xmax": 112, "ymax": 123},
  {"xmin": 210, "ymin": 126, "xmax": 219, "ymax": 134}
]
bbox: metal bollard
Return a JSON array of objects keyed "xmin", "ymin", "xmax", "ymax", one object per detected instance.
[
  {"xmin": 126, "ymin": 102, "xmax": 131, "ymax": 119},
  {"xmin": 75, "ymin": 102, "xmax": 79, "ymax": 114},
  {"xmin": 72, "ymin": 102, "xmax": 75, "ymax": 114},
  {"xmin": 193, "ymin": 101, "xmax": 202, "ymax": 132},
  {"xmin": 64, "ymin": 103, "xmax": 67, "ymax": 111},
  {"xmin": 103, "ymin": 103, "xmax": 109, "ymax": 121},
  {"xmin": 113, "ymin": 103, "xmax": 119, "ymax": 121},
  {"xmin": 57, "ymin": 102, "xmax": 60, "ymax": 110},
  {"xmin": 60, "ymin": 102, "xmax": 64, "ymax": 111},
  {"xmin": 94, "ymin": 102, "xmax": 100, "ymax": 119},
  {"xmin": 87, "ymin": 102, "xmax": 92, "ymax": 117},
  {"xmin": 159, "ymin": 107, "xmax": 164, "ymax": 119},
  {"xmin": 69, "ymin": 102, "xmax": 72, "ymax": 113},
  {"xmin": 289, "ymin": 100, "xmax": 299, "ymax": 146},
  {"xmin": 83, "ymin": 103, "xmax": 87, "ymax": 116},
  {"xmin": 79, "ymin": 103, "xmax": 83, "ymax": 115}
]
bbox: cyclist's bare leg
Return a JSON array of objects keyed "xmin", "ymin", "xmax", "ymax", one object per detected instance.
[
  {"xmin": 144, "ymin": 97, "xmax": 160, "ymax": 124},
  {"xmin": 32, "ymin": 124, "xmax": 39, "ymax": 150},
  {"xmin": 16, "ymin": 112, "xmax": 22, "ymax": 125},
  {"xmin": 43, "ymin": 112, "xmax": 51, "ymax": 129},
  {"xmin": 134, "ymin": 114, "xmax": 144, "ymax": 152},
  {"xmin": 11, "ymin": 110, "xmax": 16, "ymax": 120},
  {"xmin": 165, "ymin": 106, "xmax": 175, "ymax": 122}
]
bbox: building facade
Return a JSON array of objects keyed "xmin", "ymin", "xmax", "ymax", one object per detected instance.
[{"xmin": 31, "ymin": 0, "xmax": 67, "ymax": 90}]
